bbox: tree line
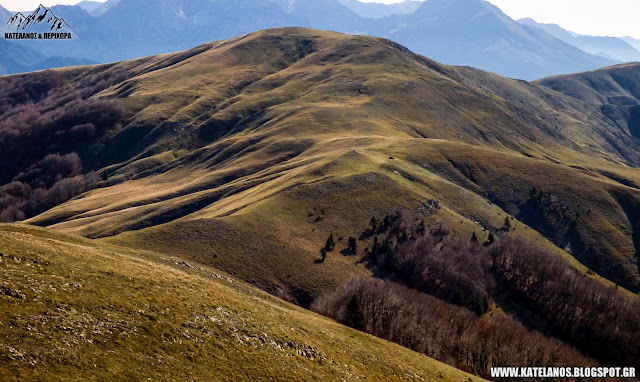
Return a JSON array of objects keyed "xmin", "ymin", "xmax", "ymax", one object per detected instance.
[
  {"xmin": 313, "ymin": 277, "xmax": 600, "ymax": 379},
  {"xmin": 313, "ymin": 211, "xmax": 640, "ymax": 378},
  {"xmin": 0, "ymin": 153, "xmax": 100, "ymax": 222},
  {"xmin": 0, "ymin": 67, "xmax": 129, "ymax": 222}
]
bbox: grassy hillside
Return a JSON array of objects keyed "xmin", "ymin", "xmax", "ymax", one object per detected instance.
[
  {"xmin": 0, "ymin": 28, "xmax": 636, "ymax": 294},
  {"xmin": 0, "ymin": 223, "xmax": 484, "ymax": 381},
  {"xmin": 5, "ymin": 28, "xmax": 634, "ymax": 296}
]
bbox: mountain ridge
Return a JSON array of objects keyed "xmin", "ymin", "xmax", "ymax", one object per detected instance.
[
  {"xmin": 339, "ymin": 0, "xmax": 422, "ymax": 19},
  {"xmin": 0, "ymin": 38, "xmax": 95, "ymax": 75},
  {"xmin": 519, "ymin": 17, "xmax": 640, "ymax": 62},
  {"xmin": 0, "ymin": 28, "xmax": 635, "ymax": 293},
  {"xmin": 378, "ymin": 0, "xmax": 615, "ymax": 79}
]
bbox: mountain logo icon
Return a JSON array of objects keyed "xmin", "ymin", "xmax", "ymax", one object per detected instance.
[{"xmin": 7, "ymin": 4, "xmax": 70, "ymax": 31}]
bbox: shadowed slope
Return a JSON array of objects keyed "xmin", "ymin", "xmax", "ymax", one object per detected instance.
[{"xmin": 537, "ymin": 63, "xmax": 640, "ymax": 139}]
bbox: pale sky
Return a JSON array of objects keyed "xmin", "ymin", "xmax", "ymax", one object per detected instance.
[
  {"xmin": 1, "ymin": 0, "xmax": 85, "ymax": 11},
  {"xmin": 1, "ymin": 0, "xmax": 639, "ymax": 39},
  {"xmin": 486, "ymin": 0, "xmax": 640, "ymax": 38}
]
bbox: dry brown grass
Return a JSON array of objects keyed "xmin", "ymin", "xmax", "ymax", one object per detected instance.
[{"xmin": 0, "ymin": 223, "xmax": 486, "ymax": 381}]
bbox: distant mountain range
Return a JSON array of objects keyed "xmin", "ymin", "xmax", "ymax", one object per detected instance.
[
  {"xmin": 339, "ymin": 0, "xmax": 423, "ymax": 19},
  {"xmin": 519, "ymin": 18, "xmax": 640, "ymax": 62},
  {"xmin": 0, "ymin": 3, "xmax": 12, "ymax": 28},
  {"xmin": 0, "ymin": 39, "xmax": 95, "ymax": 75},
  {"xmin": 1, "ymin": 0, "xmax": 639, "ymax": 80},
  {"xmin": 77, "ymin": 0, "xmax": 120, "ymax": 17},
  {"xmin": 622, "ymin": 36, "xmax": 640, "ymax": 51},
  {"xmin": 373, "ymin": 0, "xmax": 615, "ymax": 80},
  {"xmin": 0, "ymin": 39, "xmax": 46, "ymax": 75}
]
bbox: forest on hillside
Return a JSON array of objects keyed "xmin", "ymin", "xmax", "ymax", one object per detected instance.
[
  {"xmin": 314, "ymin": 212, "xmax": 640, "ymax": 379},
  {"xmin": 0, "ymin": 68, "xmax": 127, "ymax": 222}
]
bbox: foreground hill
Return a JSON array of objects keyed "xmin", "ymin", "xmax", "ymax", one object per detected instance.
[{"xmin": 0, "ymin": 224, "xmax": 482, "ymax": 381}]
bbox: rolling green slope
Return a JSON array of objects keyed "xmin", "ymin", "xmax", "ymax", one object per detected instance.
[
  {"xmin": 0, "ymin": 223, "xmax": 484, "ymax": 381},
  {"xmin": 11, "ymin": 28, "xmax": 640, "ymax": 296}
]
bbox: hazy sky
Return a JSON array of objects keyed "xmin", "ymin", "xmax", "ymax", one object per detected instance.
[
  {"xmin": 1, "ymin": 0, "xmax": 639, "ymax": 39},
  {"xmin": 1, "ymin": 0, "xmax": 84, "ymax": 11},
  {"xmin": 486, "ymin": 0, "xmax": 640, "ymax": 38}
]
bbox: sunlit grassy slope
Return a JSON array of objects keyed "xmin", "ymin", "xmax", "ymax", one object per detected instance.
[
  {"xmin": 0, "ymin": 223, "xmax": 485, "ymax": 381},
  {"xmin": 24, "ymin": 28, "xmax": 640, "ymax": 296}
]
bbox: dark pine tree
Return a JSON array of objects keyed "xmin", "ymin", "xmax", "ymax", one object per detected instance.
[
  {"xmin": 370, "ymin": 216, "xmax": 378, "ymax": 232},
  {"xmin": 484, "ymin": 232, "xmax": 495, "ymax": 246},
  {"xmin": 503, "ymin": 217, "xmax": 512, "ymax": 231},
  {"xmin": 347, "ymin": 236, "xmax": 357, "ymax": 253},
  {"xmin": 325, "ymin": 233, "xmax": 336, "ymax": 252},
  {"xmin": 382, "ymin": 215, "xmax": 391, "ymax": 230},
  {"xmin": 345, "ymin": 294, "xmax": 366, "ymax": 331}
]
